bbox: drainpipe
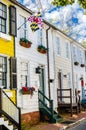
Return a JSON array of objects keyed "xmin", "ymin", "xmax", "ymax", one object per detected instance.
[
  {"xmin": 70, "ymin": 42, "xmax": 75, "ymax": 99},
  {"xmin": 46, "ymin": 26, "xmax": 51, "ymax": 99}
]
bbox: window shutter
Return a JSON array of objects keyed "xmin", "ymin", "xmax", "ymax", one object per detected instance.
[
  {"xmin": 9, "ymin": 6, "xmax": 17, "ymax": 36},
  {"xmin": 10, "ymin": 57, "xmax": 17, "ymax": 89}
]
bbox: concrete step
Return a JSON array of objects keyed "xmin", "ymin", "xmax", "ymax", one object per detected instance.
[{"xmin": 0, "ymin": 117, "xmax": 13, "ymax": 130}]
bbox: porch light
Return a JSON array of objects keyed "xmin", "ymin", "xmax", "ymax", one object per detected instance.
[{"xmin": 35, "ymin": 66, "xmax": 41, "ymax": 74}]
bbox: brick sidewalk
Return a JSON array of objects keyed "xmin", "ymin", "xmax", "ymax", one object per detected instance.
[
  {"xmin": 22, "ymin": 111, "xmax": 86, "ymax": 130},
  {"xmin": 33, "ymin": 111, "xmax": 86, "ymax": 130}
]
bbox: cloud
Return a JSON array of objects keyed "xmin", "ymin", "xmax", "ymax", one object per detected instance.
[{"xmin": 17, "ymin": 0, "xmax": 86, "ymax": 43}]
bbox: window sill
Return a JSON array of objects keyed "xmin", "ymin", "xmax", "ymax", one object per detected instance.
[{"xmin": 0, "ymin": 32, "xmax": 11, "ymax": 41}]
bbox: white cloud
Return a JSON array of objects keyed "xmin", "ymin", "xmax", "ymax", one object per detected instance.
[{"xmin": 17, "ymin": 0, "xmax": 86, "ymax": 43}]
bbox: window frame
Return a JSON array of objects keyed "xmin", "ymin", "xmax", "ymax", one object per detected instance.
[
  {"xmin": 0, "ymin": 56, "xmax": 7, "ymax": 88},
  {"xmin": 56, "ymin": 36, "xmax": 61, "ymax": 55},
  {"xmin": 0, "ymin": 2, "xmax": 7, "ymax": 33},
  {"xmin": 20, "ymin": 61, "xmax": 29, "ymax": 87},
  {"xmin": 19, "ymin": 15, "xmax": 27, "ymax": 38},
  {"xmin": 65, "ymin": 41, "xmax": 70, "ymax": 59}
]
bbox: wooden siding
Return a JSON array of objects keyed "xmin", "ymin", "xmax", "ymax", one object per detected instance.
[{"xmin": 15, "ymin": 6, "xmax": 53, "ymax": 113}]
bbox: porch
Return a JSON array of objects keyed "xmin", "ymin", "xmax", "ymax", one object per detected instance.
[{"xmin": 57, "ymin": 88, "xmax": 81, "ymax": 116}]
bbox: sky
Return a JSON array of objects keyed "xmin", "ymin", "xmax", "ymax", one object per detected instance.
[{"xmin": 17, "ymin": 0, "xmax": 86, "ymax": 44}]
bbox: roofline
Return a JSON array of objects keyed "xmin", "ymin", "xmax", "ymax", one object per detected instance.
[{"xmin": 9, "ymin": 0, "xmax": 86, "ymax": 50}]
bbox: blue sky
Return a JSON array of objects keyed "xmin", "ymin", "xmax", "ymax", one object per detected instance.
[{"xmin": 17, "ymin": 0, "xmax": 86, "ymax": 43}]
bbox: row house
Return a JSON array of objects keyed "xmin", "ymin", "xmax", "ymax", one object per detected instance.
[
  {"xmin": 0, "ymin": 0, "xmax": 17, "ymax": 97},
  {"xmin": 9, "ymin": 0, "xmax": 56, "ymax": 124},
  {"xmin": 0, "ymin": 0, "xmax": 86, "ymax": 128},
  {"xmin": 71, "ymin": 41, "xmax": 86, "ymax": 99},
  {"xmin": 0, "ymin": 0, "xmax": 21, "ymax": 129},
  {"xmin": 52, "ymin": 28, "xmax": 86, "ymax": 115}
]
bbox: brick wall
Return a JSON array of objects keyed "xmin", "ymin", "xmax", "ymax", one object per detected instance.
[{"xmin": 21, "ymin": 111, "xmax": 40, "ymax": 125}]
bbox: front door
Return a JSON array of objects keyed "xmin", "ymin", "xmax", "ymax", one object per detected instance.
[
  {"xmin": 58, "ymin": 72, "xmax": 62, "ymax": 102},
  {"xmin": 39, "ymin": 68, "xmax": 45, "ymax": 102}
]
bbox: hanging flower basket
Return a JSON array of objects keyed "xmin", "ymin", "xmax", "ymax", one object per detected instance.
[
  {"xmin": 19, "ymin": 38, "xmax": 32, "ymax": 48},
  {"xmin": 28, "ymin": 12, "xmax": 44, "ymax": 32},
  {"xmin": 80, "ymin": 64, "xmax": 85, "ymax": 67},
  {"xmin": 20, "ymin": 86, "xmax": 35, "ymax": 95},
  {"xmin": 74, "ymin": 61, "xmax": 79, "ymax": 66},
  {"xmin": 37, "ymin": 45, "xmax": 47, "ymax": 54}
]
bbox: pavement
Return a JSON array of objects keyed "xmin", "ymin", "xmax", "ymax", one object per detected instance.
[{"xmin": 34, "ymin": 110, "xmax": 86, "ymax": 130}]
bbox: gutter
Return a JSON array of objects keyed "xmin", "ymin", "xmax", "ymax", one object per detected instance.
[{"xmin": 46, "ymin": 26, "xmax": 51, "ymax": 99}]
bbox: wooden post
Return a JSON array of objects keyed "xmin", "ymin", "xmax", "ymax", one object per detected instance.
[
  {"xmin": 70, "ymin": 89, "xmax": 73, "ymax": 117},
  {"xmin": 0, "ymin": 88, "xmax": 2, "ymax": 117}
]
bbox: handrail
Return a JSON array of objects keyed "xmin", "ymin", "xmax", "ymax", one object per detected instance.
[
  {"xmin": 57, "ymin": 88, "xmax": 77, "ymax": 102},
  {"xmin": 0, "ymin": 88, "xmax": 21, "ymax": 130},
  {"xmin": 38, "ymin": 90, "xmax": 53, "ymax": 117}
]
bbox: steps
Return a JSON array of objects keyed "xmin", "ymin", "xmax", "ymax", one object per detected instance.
[
  {"xmin": 39, "ymin": 107, "xmax": 62, "ymax": 123},
  {"xmin": 38, "ymin": 90, "xmax": 62, "ymax": 123},
  {"xmin": 0, "ymin": 117, "xmax": 17, "ymax": 130}
]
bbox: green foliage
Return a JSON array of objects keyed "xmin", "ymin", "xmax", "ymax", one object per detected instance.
[
  {"xmin": 20, "ymin": 38, "xmax": 32, "ymax": 44},
  {"xmin": 51, "ymin": 0, "xmax": 74, "ymax": 6},
  {"xmin": 78, "ymin": 0, "xmax": 86, "ymax": 9},
  {"xmin": 38, "ymin": 45, "xmax": 47, "ymax": 50},
  {"xmin": 51, "ymin": 0, "xmax": 86, "ymax": 9},
  {"xmin": 81, "ymin": 42, "xmax": 86, "ymax": 48}
]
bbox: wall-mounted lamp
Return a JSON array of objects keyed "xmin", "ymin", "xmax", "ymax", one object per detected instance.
[
  {"xmin": 80, "ymin": 77, "xmax": 83, "ymax": 80},
  {"xmin": 35, "ymin": 66, "xmax": 41, "ymax": 74},
  {"xmin": 50, "ymin": 79, "xmax": 54, "ymax": 83},
  {"xmin": 63, "ymin": 75, "xmax": 67, "ymax": 78}
]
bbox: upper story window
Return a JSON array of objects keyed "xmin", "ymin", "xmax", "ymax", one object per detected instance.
[
  {"xmin": 38, "ymin": 29, "xmax": 43, "ymax": 45},
  {"xmin": 72, "ymin": 45, "xmax": 77, "ymax": 61},
  {"xmin": 66, "ymin": 42, "xmax": 70, "ymax": 59},
  {"xmin": 56, "ymin": 37, "xmax": 61, "ymax": 55},
  {"xmin": 0, "ymin": 56, "xmax": 7, "ymax": 88},
  {"xmin": 0, "ymin": 3, "xmax": 7, "ymax": 33},
  {"xmin": 80, "ymin": 50, "xmax": 85, "ymax": 63},
  {"xmin": 19, "ymin": 15, "xmax": 27, "ymax": 38}
]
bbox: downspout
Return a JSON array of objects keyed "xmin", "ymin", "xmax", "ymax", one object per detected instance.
[
  {"xmin": 70, "ymin": 42, "xmax": 75, "ymax": 99},
  {"xmin": 46, "ymin": 26, "xmax": 51, "ymax": 99}
]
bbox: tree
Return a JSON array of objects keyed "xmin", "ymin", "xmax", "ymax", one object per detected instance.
[{"xmin": 51, "ymin": 0, "xmax": 86, "ymax": 9}]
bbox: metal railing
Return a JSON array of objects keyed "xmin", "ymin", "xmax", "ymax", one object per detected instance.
[
  {"xmin": 0, "ymin": 88, "xmax": 21, "ymax": 130},
  {"xmin": 38, "ymin": 90, "xmax": 54, "ymax": 117}
]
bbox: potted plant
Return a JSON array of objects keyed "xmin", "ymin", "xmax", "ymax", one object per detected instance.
[
  {"xmin": 80, "ymin": 63, "xmax": 85, "ymax": 67},
  {"xmin": 20, "ymin": 86, "xmax": 35, "ymax": 96},
  {"xmin": 19, "ymin": 38, "xmax": 32, "ymax": 48},
  {"xmin": 37, "ymin": 45, "xmax": 47, "ymax": 54},
  {"xmin": 74, "ymin": 61, "xmax": 79, "ymax": 66}
]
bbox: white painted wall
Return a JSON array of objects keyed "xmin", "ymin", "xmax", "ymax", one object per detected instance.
[
  {"xmin": 53, "ymin": 30, "xmax": 72, "ymax": 108},
  {"xmin": 15, "ymin": 5, "xmax": 55, "ymax": 113}
]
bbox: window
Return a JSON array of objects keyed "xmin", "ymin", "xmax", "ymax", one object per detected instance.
[
  {"xmin": 80, "ymin": 50, "xmax": 84, "ymax": 63},
  {"xmin": 38, "ymin": 29, "xmax": 43, "ymax": 45},
  {"xmin": 19, "ymin": 15, "xmax": 27, "ymax": 38},
  {"xmin": 66, "ymin": 42, "xmax": 70, "ymax": 59},
  {"xmin": 20, "ymin": 62, "xmax": 28, "ymax": 87},
  {"xmin": 0, "ymin": 56, "xmax": 7, "ymax": 88},
  {"xmin": 56, "ymin": 37, "xmax": 61, "ymax": 55},
  {"xmin": 9, "ymin": 6, "xmax": 17, "ymax": 36},
  {"xmin": 0, "ymin": 3, "xmax": 7, "ymax": 33},
  {"xmin": 72, "ymin": 45, "xmax": 77, "ymax": 61}
]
